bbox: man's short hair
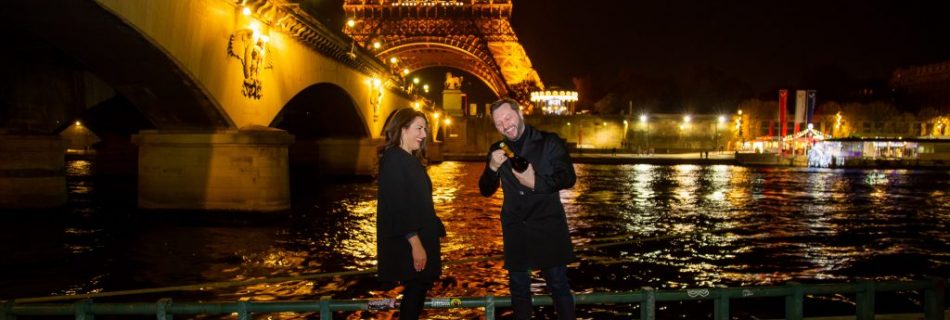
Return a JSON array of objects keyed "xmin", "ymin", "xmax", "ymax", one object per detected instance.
[{"xmin": 490, "ymin": 97, "xmax": 521, "ymax": 115}]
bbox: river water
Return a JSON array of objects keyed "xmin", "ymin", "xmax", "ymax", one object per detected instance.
[{"xmin": 1, "ymin": 160, "xmax": 948, "ymax": 319}]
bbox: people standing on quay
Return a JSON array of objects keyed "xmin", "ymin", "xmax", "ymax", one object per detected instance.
[
  {"xmin": 478, "ymin": 98, "xmax": 578, "ymax": 319},
  {"xmin": 376, "ymin": 108, "xmax": 446, "ymax": 319}
]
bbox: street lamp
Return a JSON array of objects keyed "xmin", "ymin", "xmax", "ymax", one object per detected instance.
[
  {"xmin": 442, "ymin": 117, "xmax": 452, "ymax": 140},
  {"xmin": 734, "ymin": 111, "xmax": 744, "ymax": 151},
  {"xmin": 681, "ymin": 115, "xmax": 691, "ymax": 150},
  {"xmin": 622, "ymin": 120, "xmax": 629, "ymax": 150},
  {"xmin": 639, "ymin": 114, "xmax": 649, "ymax": 152},
  {"xmin": 716, "ymin": 115, "xmax": 725, "ymax": 153}
]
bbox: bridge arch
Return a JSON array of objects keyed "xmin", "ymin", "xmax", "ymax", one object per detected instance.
[
  {"xmin": 380, "ymin": 41, "xmax": 507, "ymax": 98},
  {"xmin": 273, "ymin": 83, "xmax": 382, "ymax": 179},
  {"xmin": 271, "ymin": 83, "xmax": 368, "ymax": 139},
  {"xmin": 4, "ymin": 0, "xmax": 231, "ymax": 130},
  {"xmin": 4, "ymin": 0, "xmax": 420, "ymax": 210}
]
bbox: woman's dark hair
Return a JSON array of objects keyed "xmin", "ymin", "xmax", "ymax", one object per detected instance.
[{"xmin": 380, "ymin": 108, "xmax": 429, "ymax": 164}]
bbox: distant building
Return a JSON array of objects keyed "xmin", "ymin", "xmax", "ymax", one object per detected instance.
[{"xmin": 890, "ymin": 60, "xmax": 950, "ymax": 111}]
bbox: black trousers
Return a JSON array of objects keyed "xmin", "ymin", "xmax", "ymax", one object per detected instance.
[
  {"xmin": 399, "ymin": 279, "xmax": 433, "ymax": 320},
  {"xmin": 509, "ymin": 265, "xmax": 575, "ymax": 320}
]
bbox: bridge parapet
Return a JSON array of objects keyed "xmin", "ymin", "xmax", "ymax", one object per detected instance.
[{"xmin": 245, "ymin": 0, "xmax": 393, "ymax": 78}]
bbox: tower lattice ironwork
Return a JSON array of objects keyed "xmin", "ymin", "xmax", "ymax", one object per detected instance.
[{"xmin": 343, "ymin": 0, "xmax": 544, "ymax": 108}]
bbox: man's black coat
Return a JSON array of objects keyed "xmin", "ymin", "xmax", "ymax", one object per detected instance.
[{"xmin": 479, "ymin": 125, "xmax": 576, "ymax": 271}]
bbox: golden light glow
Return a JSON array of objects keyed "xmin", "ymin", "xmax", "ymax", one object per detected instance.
[
  {"xmin": 412, "ymin": 77, "xmax": 420, "ymax": 84},
  {"xmin": 75, "ymin": 121, "xmax": 82, "ymax": 126},
  {"xmin": 432, "ymin": 112, "xmax": 440, "ymax": 120},
  {"xmin": 250, "ymin": 21, "xmax": 261, "ymax": 35},
  {"xmin": 834, "ymin": 112, "xmax": 843, "ymax": 133},
  {"xmin": 640, "ymin": 114, "xmax": 648, "ymax": 123},
  {"xmin": 718, "ymin": 115, "xmax": 726, "ymax": 123},
  {"xmin": 242, "ymin": 7, "xmax": 251, "ymax": 16},
  {"xmin": 423, "ymin": 84, "xmax": 429, "ymax": 93},
  {"xmin": 389, "ymin": 57, "xmax": 398, "ymax": 64},
  {"xmin": 683, "ymin": 115, "xmax": 692, "ymax": 123},
  {"xmin": 346, "ymin": 19, "xmax": 356, "ymax": 28},
  {"xmin": 530, "ymin": 90, "xmax": 578, "ymax": 102},
  {"xmin": 443, "ymin": 118, "xmax": 451, "ymax": 126},
  {"xmin": 412, "ymin": 102, "xmax": 421, "ymax": 110},
  {"xmin": 372, "ymin": 41, "xmax": 381, "ymax": 49},
  {"xmin": 402, "ymin": 68, "xmax": 410, "ymax": 75}
]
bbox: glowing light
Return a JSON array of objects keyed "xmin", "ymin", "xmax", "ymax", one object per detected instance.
[
  {"xmin": 242, "ymin": 7, "xmax": 251, "ymax": 16},
  {"xmin": 443, "ymin": 118, "xmax": 451, "ymax": 126},
  {"xmin": 372, "ymin": 78, "xmax": 382, "ymax": 88},
  {"xmin": 737, "ymin": 109, "xmax": 743, "ymax": 115},
  {"xmin": 683, "ymin": 115, "xmax": 692, "ymax": 123},
  {"xmin": 412, "ymin": 102, "xmax": 421, "ymax": 110},
  {"xmin": 530, "ymin": 90, "xmax": 578, "ymax": 115},
  {"xmin": 260, "ymin": 35, "xmax": 269, "ymax": 43},
  {"xmin": 412, "ymin": 77, "xmax": 420, "ymax": 84},
  {"xmin": 432, "ymin": 112, "xmax": 440, "ymax": 120},
  {"xmin": 389, "ymin": 57, "xmax": 398, "ymax": 64},
  {"xmin": 346, "ymin": 19, "xmax": 356, "ymax": 28},
  {"xmin": 640, "ymin": 114, "xmax": 648, "ymax": 123},
  {"xmin": 402, "ymin": 68, "xmax": 410, "ymax": 75},
  {"xmin": 423, "ymin": 84, "xmax": 429, "ymax": 93},
  {"xmin": 372, "ymin": 41, "xmax": 381, "ymax": 49},
  {"xmin": 718, "ymin": 115, "xmax": 726, "ymax": 123},
  {"xmin": 75, "ymin": 121, "xmax": 82, "ymax": 126}
]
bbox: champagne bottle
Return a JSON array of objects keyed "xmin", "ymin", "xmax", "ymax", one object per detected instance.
[{"xmin": 498, "ymin": 142, "xmax": 529, "ymax": 173}]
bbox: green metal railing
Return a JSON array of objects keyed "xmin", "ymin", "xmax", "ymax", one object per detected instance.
[{"xmin": 2, "ymin": 278, "xmax": 945, "ymax": 320}]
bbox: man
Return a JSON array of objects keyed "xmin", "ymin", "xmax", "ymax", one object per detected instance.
[{"xmin": 478, "ymin": 98, "xmax": 577, "ymax": 319}]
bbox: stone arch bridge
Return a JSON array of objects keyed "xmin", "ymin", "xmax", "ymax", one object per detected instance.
[{"xmin": 1, "ymin": 0, "xmax": 422, "ymax": 211}]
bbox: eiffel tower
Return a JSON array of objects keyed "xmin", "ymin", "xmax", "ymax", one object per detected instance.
[{"xmin": 343, "ymin": 0, "xmax": 544, "ymax": 108}]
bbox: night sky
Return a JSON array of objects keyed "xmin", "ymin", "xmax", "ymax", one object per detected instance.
[
  {"xmin": 305, "ymin": 0, "xmax": 950, "ymax": 109},
  {"xmin": 510, "ymin": 1, "xmax": 950, "ymax": 88}
]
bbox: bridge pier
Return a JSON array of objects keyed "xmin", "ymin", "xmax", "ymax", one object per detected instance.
[
  {"xmin": 133, "ymin": 128, "xmax": 294, "ymax": 212},
  {"xmin": 0, "ymin": 134, "xmax": 67, "ymax": 209}
]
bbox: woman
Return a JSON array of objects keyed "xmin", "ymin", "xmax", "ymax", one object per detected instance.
[{"xmin": 376, "ymin": 108, "xmax": 446, "ymax": 319}]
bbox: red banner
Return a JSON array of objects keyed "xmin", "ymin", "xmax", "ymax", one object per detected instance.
[{"xmin": 779, "ymin": 89, "xmax": 788, "ymax": 137}]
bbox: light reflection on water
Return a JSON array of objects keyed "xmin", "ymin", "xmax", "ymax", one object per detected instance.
[{"xmin": 1, "ymin": 161, "xmax": 949, "ymax": 319}]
